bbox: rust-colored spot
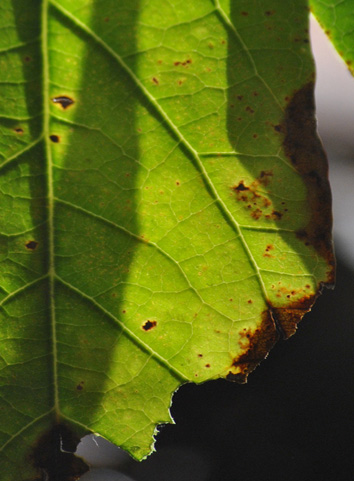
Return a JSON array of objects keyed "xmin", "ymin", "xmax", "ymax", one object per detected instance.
[
  {"xmin": 174, "ymin": 59, "xmax": 192, "ymax": 67},
  {"xmin": 29, "ymin": 423, "xmax": 89, "ymax": 481},
  {"xmin": 198, "ymin": 354, "xmax": 203, "ymax": 357},
  {"xmin": 226, "ymin": 310, "xmax": 279, "ymax": 383},
  {"xmin": 152, "ymin": 77, "xmax": 159, "ymax": 85},
  {"xmin": 241, "ymin": 11, "xmax": 249, "ymax": 16},
  {"xmin": 205, "ymin": 364, "xmax": 210, "ymax": 368},
  {"xmin": 176, "ymin": 181, "xmax": 180, "ymax": 186},
  {"xmin": 26, "ymin": 240, "xmax": 38, "ymax": 250},
  {"xmin": 253, "ymin": 134, "xmax": 258, "ymax": 139},
  {"xmin": 49, "ymin": 135, "xmax": 60, "ymax": 143},
  {"xmin": 142, "ymin": 320, "xmax": 157, "ymax": 331},
  {"xmin": 280, "ymin": 82, "xmax": 335, "ymax": 284},
  {"xmin": 14, "ymin": 127, "xmax": 24, "ymax": 134},
  {"xmin": 52, "ymin": 96, "xmax": 75, "ymax": 109}
]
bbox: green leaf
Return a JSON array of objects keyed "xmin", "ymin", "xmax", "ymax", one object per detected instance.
[
  {"xmin": 0, "ymin": 0, "xmax": 334, "ymax": 477},
  {"xmin": 310, "ymin": 0, "xmax": 354, "ymax": 74}
]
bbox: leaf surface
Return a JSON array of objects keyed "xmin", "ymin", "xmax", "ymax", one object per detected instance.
[
  {"xmin": 311, "ymin": 0, "xmax": 354, "ymax": 74},
  {"xmin": 0, "ymin": 0, "xmax": 334, "ymax": 478}
]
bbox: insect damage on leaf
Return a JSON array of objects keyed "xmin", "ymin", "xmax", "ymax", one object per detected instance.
[{"xmin": 29, "ymin": 423, "xmax": 88, "ymax": 481}]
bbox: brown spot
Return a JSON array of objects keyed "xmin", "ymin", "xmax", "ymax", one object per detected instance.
[
  {"xmin": 52, "ymin": 96, "xmax": 75, "ymax": 110},
  {"xmin": 205, "ymin": 364, "xmax": 210, "ymax": 368},
  {"xmin": 259, "ymin": 170, "xmax": 273, "ymax": 185},
  {"xmin": 226, "ymin": 310, "xmax": 278, "ymax": 383},
  {"xmin": 152, "ymin": 77, "xmax": 159, "ymax": 85},
  {"xmin": 273, "ymin": 124, "xmax": 282, "ymax": 132},
  {"xmin": 29, "ymin": 423, "xmax": 89, "ymax": 481},
  {"xmin": 253, "ymin": 91, "xmax": 259, "ymax": 96},
  {"xmin": 237, "ymin": 95, "xmax": 243, "ymax": 101},
  {"xmin": 253, "ymin": 134, "xmax": 258, "ymax": 139},
  {"xmin": 76, "ymin": 381, "xmax": 84, "ymax": 391},
  {"xmin": 265, "ymin": 10, "xmax": 275, "ymax": 15},
  {"xmin": 241, "ymin": 11, "xmax": 248, "ymax": 16},
  {"xmin": 104, "ymin": 16, "xmax": 110, "ymax": 22},
  {"xmin": 245, "ymin": 106, "xmax": 254, "ymax": 114},
  {"xmin": 221, "ymin": 39, "xmax": 226, "ymax": 44},
  {"xmin": 233, "ymin": 181, "xmax": 249, "ymax": 192},
  {"xmin": 176, "ymin": 181, "xmax": 180, "ymax": 186},
  {"xmin": 49, "ymin": 135, "xmax": 60, "ymax": 143},
  {"xmin": 198, "ymin": 354, "xmax": 203, "ymax": 357},
  {"xmin": 142, "ymin": 320, "xmax": 157, "ymax": 331},
  {"xmin": 14, "ymin": 127, "xmax": 24, "ymax": 134},
  {"xmin": 280, "ymin": 82, "xmax": 335, "ymax": 284},
  {"xmin": 174, "ymin": 59, "xmax": 192, "ymax": 67},
  {"xmin": 26, "ymin": 240, "xmax": 38, "ymax": 250},
  {"xmin": 247, "ymin": 300, "xmax": 253, "ymax": 304}
]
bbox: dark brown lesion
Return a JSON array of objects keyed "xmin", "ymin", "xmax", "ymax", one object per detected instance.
[
  {"xmin": 226, "ymin": 310, "xmax": 279, "ymax": 383},
  {"xmin": 52, "ymin": 96, "xmax": 75, "ymax": 110},
  {"xmin": 142, "ymin": 320, "xmax": 157, "ymax": 331},
  {"xmin": 25, "ymin": 240, "xmax": 38, "ymax": 250},
  {"xmin": 28, "ymin": 423, "xmax": 89, "ymax": 481},
  {"xmin": 280, "ymin": 81, "xmax": 335, "ymax": 285}
]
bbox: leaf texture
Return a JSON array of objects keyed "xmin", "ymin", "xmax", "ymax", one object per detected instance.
[{"xmin": 0, "ymin": 0, "xmax": 334, "ymax": 477}]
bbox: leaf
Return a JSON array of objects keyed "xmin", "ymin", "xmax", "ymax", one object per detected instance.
[
  {"xmin": 0, "ymin": 0, "xmax": 334, "ymax": 478},
  {"xmin": 310, "ymin": 0, "xmax": 354, "ymax": 75}
]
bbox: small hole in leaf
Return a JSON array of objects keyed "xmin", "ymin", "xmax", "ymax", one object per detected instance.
[
  {"xmin": 142, "ymin": 320, "xmax": 157, "ymax": 331},
  {"xmin": 25, "ymin": 240, "xmax": 38, "ymax": 250},
  {"xmin": 52, "ymin": 96, "xmax": 75, "ymax": 109}
]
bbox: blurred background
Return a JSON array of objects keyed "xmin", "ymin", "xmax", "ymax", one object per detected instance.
[{"xmin": 75, "ymin": 16, "xmax": 354, "ymax": 481}]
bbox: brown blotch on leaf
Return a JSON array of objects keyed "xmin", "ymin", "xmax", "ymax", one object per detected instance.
[
  {"xmin": 26, "ymin": 240, "xmax": 38, "ymax": 250},
  {"xmin": 49, "ymin": 135, "xmax": 60, "ymax": 143},
  {"xmin": 14, "ymin": 127, "xmax": 24, "ymax": 134},
  {"xmin": 241, "ymin": 11, "xmax": 249, "ymax": 16},
  {"xmin": 265, "ymin": 10, "xmax": 275, "ymax": 16},
  {"xmin": 269, "ymin": 294, "xmax": 317, "ymax": 339},
  {"xmin": 142, "ymin": 320, "xmax": 157, "ymax": 331},
  {"xmin": 52, "ymin": 96, "xmax": 75, "ymax": 110},
  {"xmin": 24, "ymin": 56, "xmax": 32, "ymax": 62},
  {"xmin": 76, "ymin": 381, "xmax": 84, "ymax": 391},
  {"xmin": 205, "ymin": 364, "xmax": 210, "ymax": 368},
  {"xmin": 280, "ymin": 81, "xmax": 335, "ymax": 284},
  {"xmin": 29, "ymin": 423, "xmax": 89, "ymax": 481},
  {"xmin": 226, "ymin": 310, "xmax": 279, "ymax": 383},
  {"xmin": 152, "ymin": 77, "xmax": 159, "ymax": 85},
  {"xmin": 174, "ymin": 59, "xmax": 192, "ymax": 67},
  {"xmin": 245, "ymin": 106, "xmax": 255, "ymax": 114}
]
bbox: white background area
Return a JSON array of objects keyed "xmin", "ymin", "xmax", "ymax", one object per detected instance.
[{"xmin": 75, "ymin": 15, "xmax": 354, "ymax": 479}]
